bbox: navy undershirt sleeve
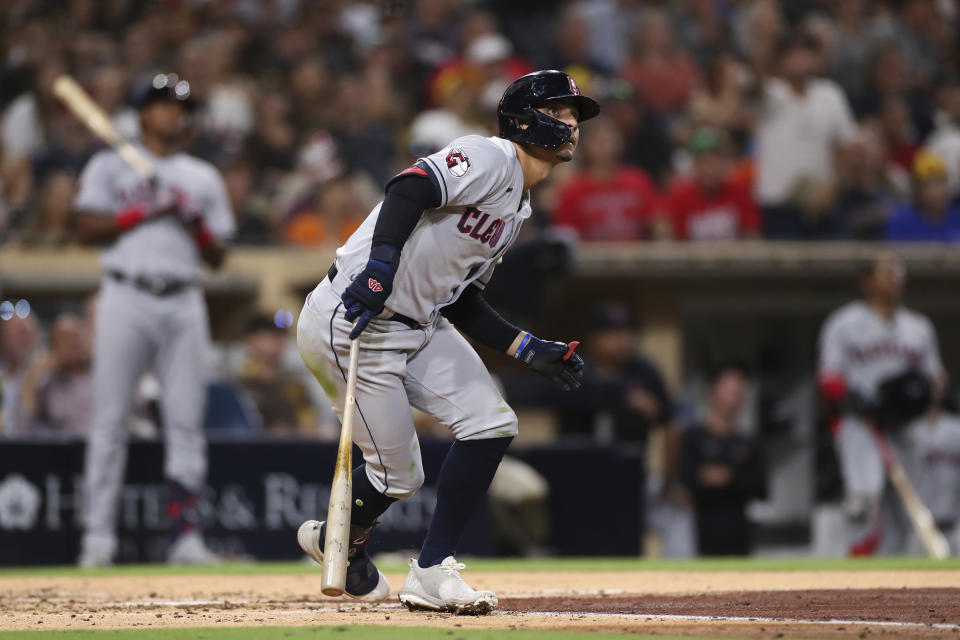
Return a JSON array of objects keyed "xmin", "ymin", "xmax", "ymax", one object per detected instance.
[
  {"xmin": 372, "ymin": 162, "xmax": 442, "ymax": 251},
  {"xmin": 441, "ymin": 284, "xmax": 521, "ymax": 353}
]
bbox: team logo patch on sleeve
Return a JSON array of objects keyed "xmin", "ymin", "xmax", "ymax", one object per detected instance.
[
  {"xmin": 445, "ymin": 147, "xmax": 471, "ymax": 178},
  {"xmin": 368, "ymin": 278, "xmax": 383, "ymax": 292}
]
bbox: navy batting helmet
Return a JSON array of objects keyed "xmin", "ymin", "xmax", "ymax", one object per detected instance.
[
  {"xmin": 131, "ymin": 72, "xmax": 195, "ymax": 110},
  {"xmin": 497, "ymin": 70, "xmax": 600, "ymax": 149}
]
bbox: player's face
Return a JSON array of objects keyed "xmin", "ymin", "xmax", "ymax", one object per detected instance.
[
  {"xmin": 537, "ymin": 101, "xmax": 580, "ymax": 162},
  {"xmin": 710, "ymin": 371, "xmax": 746, "ymax": 425},
  {"xmin": 140, "ymin": 101, "xmax": 187, "ymax": 141},
  {"xmin": 866, "ymin": 257, "xmax": 905, "ymax": 304}
]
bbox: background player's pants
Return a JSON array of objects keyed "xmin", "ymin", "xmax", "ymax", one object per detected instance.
[
  {"xmin": 297, "ymin": 279, "xmax": 518, "ymax": 499},
  {"xmin": 834, "ymin": 415, "xmax": 909, "ymax": 553},
  {"xmin": 82, "ymin": 278, "xmax": 210, "ymax": 551}
]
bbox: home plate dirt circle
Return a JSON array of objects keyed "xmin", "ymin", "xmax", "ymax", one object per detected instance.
[{"xmin": 2, "ymin": 570, "xmax": 960, "ymax": 638}]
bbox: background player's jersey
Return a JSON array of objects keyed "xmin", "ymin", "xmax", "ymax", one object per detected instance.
[
  {"xmin": 331, "ymin": 135, "xmax": 531, "ymax": 324},
  {"xmin": 74, "ymin": 146, "xmax": 236, "ymax": 280},
  {"xmin": 818, "ymin": 301, "xmax": 943, "ymax": 399}
]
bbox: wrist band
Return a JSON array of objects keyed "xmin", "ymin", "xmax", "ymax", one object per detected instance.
[
  {"xmin": 513, "ymin": 332, "xmax": 532, "ymax": 359},
  {"xmin": 195, "ymin": 225, "xmax": 215, "ymax": 249},
  {"xmin": 370, "ymin": 244, "xmax": 402, "ymax": 270},
  {"xmin": 116, "ymin": 205, "xmax": 147, "ymax": 231}
]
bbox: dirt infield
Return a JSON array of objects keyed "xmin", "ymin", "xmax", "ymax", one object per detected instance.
[{"xmin": 2, "ymin": 570, "xmax": 960, "ymax": 638}]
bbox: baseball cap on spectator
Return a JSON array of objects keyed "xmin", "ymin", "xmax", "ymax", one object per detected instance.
[
  {"xmin": 409, "ymin": 110, "xmax": 475, "ymax": 156},
  {"xmin": 913, "ymin": 148, "xmax": 947, "ymax": 181},
  {"xmin": 245, "ymin": 313, "xmax": 287, "ymax": 335},
  {"xmin": 774, "ymin": 30, "xmax": 820, "ymax": 58},
  {"xmin": 466, "ymin": 33, "xmax": 513, "ymax": 66},
  {"xmin": 687, "ymin": 128, "xmax": 729, "ymax": 156},
  {"xmin": 590, "ymin": 301, "xmax": 633, "ymax": 331}
]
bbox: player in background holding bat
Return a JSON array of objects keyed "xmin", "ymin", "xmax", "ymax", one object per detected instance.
[
  {"xmin": 818, "ymin": 252, "xmax": 947, "ymax": 555},
  {"xmin": 72, "ymin": 73, "xmax": 236, "ymax": 567},
  {"xmin": 296, "ymin": 71, "xmax": 591, "ymax": 613}
]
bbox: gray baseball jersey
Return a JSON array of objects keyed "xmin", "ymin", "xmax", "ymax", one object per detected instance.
[
  {"xmin": 298, "ymin": 134, "xmax": 527, "ymax": 499},
  {"xmin": 74, "ymin": 145, "xmax": 235, "ymax": 559},
  {"xmin": 819, "ymin": 301, "xmax": 942, "ymax": 399},
  {"xmin": 75, "ymin": 146, "xmax": 236, "ymax": 280},
  {"xmin": 332, "ymin": 135, "xmax": 531, "ymax": 324}
]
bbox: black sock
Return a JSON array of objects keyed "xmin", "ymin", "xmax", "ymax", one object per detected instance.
[
  {"xmin": 350, "ymin": 464, "xmax": 397, "ymax": 527},
  {"xmin": 418, "ymin": 437, "xmax": 513, "ymax": 568}
]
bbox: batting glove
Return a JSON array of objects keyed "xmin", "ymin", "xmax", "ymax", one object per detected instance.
[
  {"xmin": 114, "ymin": 180, "xmax": 178, "ymax": 232},
  {"xmin": 342, "ymin": 245, "xmax": 400, "ymax": 340},
  {"xmin": 516, "ymin": 335, "xmax": 584, "ymax": 390}
]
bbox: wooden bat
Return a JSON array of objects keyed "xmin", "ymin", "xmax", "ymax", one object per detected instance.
[
  {"xmin": 873, "ymin": 427, "xmax": 950, "ymax": 559},
  {"xmin": 322, "ymin": 335, "xmax": 360, "ymax": 596},
  {"xmin": 52, "ymin": 75, "xmax": 155, "ymax": 179}
]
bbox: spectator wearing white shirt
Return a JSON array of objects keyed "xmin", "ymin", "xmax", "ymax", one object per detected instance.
[{"xmin": 754, "ymin": 32, "xmax": 857, "ymax": 238}]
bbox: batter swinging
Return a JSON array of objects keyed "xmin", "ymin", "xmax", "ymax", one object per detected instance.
[{"xmin": 296, "ymin": 71, "xmax": 595, "ymax": 613}]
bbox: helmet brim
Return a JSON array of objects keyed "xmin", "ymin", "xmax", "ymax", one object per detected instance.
[{"xmin": 538, "ymin": 95, "xmax": 601, "ymax": 122}]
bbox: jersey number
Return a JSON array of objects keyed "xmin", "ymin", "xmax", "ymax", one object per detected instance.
[{"xmin": 457, "ymin": 207, "xmax": 505, "ymax": 248}]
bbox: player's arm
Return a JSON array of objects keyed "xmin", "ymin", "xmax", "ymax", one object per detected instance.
[
  {"xmin": 189, "ymin": 170, "xmax": 235, "ymax": 271},
  {"xmin": 441, "ymin": 284, "xmax": 584, "ymax": 391},
  {"xmin": 341, "ymin": 165, "xmax": 441, "ymax": 338},
  {"xmin": 72, "ymin": 154, "xmax": 173, "ymax": 245},
  {"xmin": 74, "ymin": 209, "xmax": 130, "ymax": 245},
  {"xmin": 817, "ymin": 314, "xmax": 875, "ymax": 418}
]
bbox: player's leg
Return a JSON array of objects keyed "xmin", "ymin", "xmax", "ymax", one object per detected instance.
[
  {"xmin": 154, "ymin": 289, "xmax": 216, "ymax": 564},
  {"xmin": 834, "ymin": 416, "xmax": 886, "ymax": 554},
  {"xmin": 297, "ymin": 282, "xmax": 425, "ymax": 599},
  {"xmin": 399, "ymin": 318, "xmax": 517, "ymax": 612},
  {"xmin": 80, "ymin": 281, "xmax": 153, "ymax": 566}
]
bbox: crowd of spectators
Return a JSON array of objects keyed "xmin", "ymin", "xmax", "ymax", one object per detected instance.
[
  {"xmin": 0, "ymin": 0, "xmax": 959, "ymax": 246},
  {"xmin": 0, "ymin": 301, "xmax": 338, "ymax": 439}
]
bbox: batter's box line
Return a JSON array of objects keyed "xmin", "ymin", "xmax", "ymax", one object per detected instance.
[{"xmin": 504, "ymin": 610, "xmax": 960, "ymax": 631}]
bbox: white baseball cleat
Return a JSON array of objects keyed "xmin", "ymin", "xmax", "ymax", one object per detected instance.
[
  {"xmin": 398, "ymin": 556, "xmax": 498, "ymax": 614},
  {"xmin": 167, "ymin": 531, "xmax": 222, "ymax": 565},
  {"xmin": 297, "ymin": 519, "xmax": 391, "ymax": 602}
]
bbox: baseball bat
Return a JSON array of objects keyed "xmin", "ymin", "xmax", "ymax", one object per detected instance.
[
  {"xmin": 872, "ymin": 426, "xmax": 950, "ymax": 559},
  {"xmin": 322, "ymin": 335, "xmax": 360, "ymax": 596},
  {"xmin": 52, "ymin": 75, "xmax": 155, "ymax": 179}
]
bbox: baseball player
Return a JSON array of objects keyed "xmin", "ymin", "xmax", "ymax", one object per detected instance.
[
  {"xmin": 296, "ymin": 70, "xmax": 594, "ymax": 613},
  {"xmin": 902, "ymin": 409, "xmax": 960, "ymax": 554},
  {"xmin": 73, "ymin": 73, "xmax": 235, "ymax": 566},
  {"xmin": 818, "ymin": 252, "xmax": 946, "ymax": 554}
]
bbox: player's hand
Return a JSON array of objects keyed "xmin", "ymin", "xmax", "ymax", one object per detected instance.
[
  {"xmin": 168, "ymin": 184, "xmax": 203, "ymax": 225},
  {"xmin": 115, "ymin": 182, "xmax": 178, "ymax": 231},
  {"xmin": 342, "ymin": 259, "xmax": 396, "ymax": 340},
  {"xmin": 516, "ymin": 335, "xmax": 583, "ymax": 390},
  {"xmin": 147, "ymin": 180, "xmax": 180, "ymax": 217}
]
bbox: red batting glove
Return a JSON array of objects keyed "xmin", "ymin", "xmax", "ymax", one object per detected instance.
[
  {"xmin": 194, "ymin": 222, "xmax": 215, "ymax": 249},
  {"xmin": 115, "ymin": 204, "xmax": 149, "ymax": 232}
]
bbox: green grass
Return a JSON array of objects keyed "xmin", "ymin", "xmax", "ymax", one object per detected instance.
[
  {"xmin": 1, "ymin": 555, "xmax": 959, "ymax": 578},
  {"xmin": 0, "ymin": 627, "xmax": 745, "ymax": 640}
]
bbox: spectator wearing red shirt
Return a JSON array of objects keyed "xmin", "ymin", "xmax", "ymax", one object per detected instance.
[
  {"xmin": 663, "ymin": 129, "xmax": 761, "ymax": 241},
  {"xmin": 553, "ymin": 117, "xmax": 659, "ymax": 241},
  {"xmin": 618, "ymin": 8, "xmax": 701, "ymax": 115}
]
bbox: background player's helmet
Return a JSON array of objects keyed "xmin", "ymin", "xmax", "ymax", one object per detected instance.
[
  {"xmin": 131, "ymin": 72, "xmax": 196, "ymax": 110},
  {"xmin": 497, "ymin": 70, "xmax": 600, "ymax": 150}
]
